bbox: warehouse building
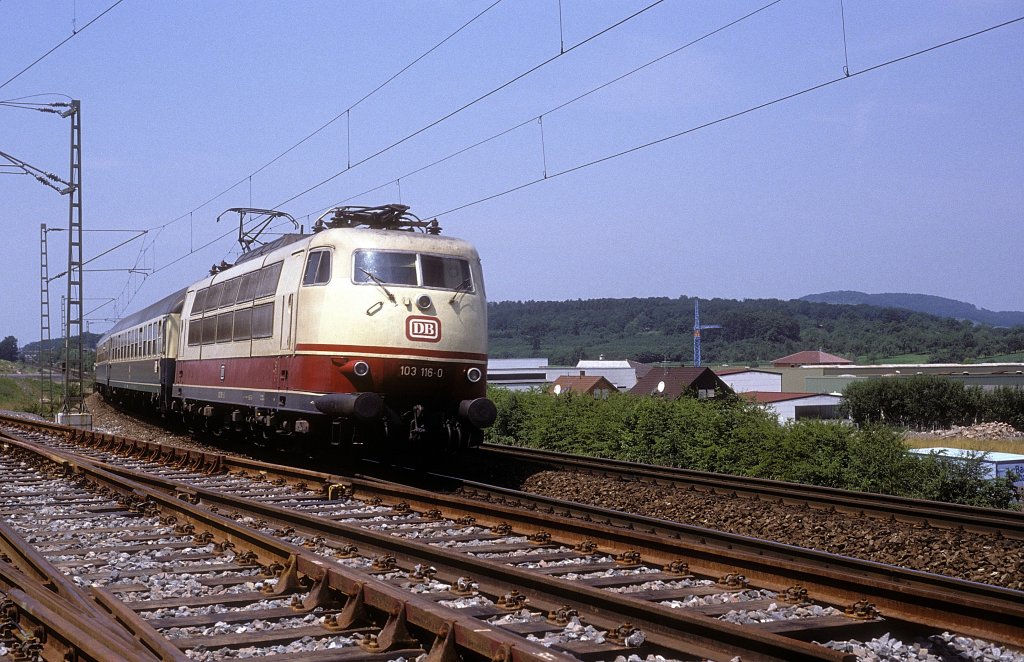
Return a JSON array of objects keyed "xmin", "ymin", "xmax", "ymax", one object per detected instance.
[
  {"xmin": 743, "ymin": 392, "xmax": 844, "ymax": 423},
  {"xmin": 715, "ymin": 368, "xmax": 783, "ymax": 393}
]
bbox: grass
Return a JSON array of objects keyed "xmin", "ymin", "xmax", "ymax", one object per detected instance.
[
  {"xmin": 0, "ymin": 376, "xmax": 53, "ymax": 414},
  {"xmin": 904, "ymin": 437, "xmax": 1024, "ymax": 454},
  {"xmin": 858, "ymin": 353, "xmax": 932, "ymax": 365},
  {"xmin": 976, "ymin": 352, "xmax": 1024, "ymax": 363}
]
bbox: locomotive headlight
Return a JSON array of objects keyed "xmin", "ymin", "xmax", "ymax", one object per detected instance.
[
  {"xmin": 353, "ymin": 361, "xmax": 370, "ymax": 377},
  {"xmin": 416, "ymin": 294, "xmax": 432, "ymax": 310},
  {"xmin": 466, "ymin": 367, "xmax": 482, "ymax": 383}
]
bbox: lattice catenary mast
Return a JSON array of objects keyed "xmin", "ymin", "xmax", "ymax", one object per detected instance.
[{"xmin": 61, "ymin": 100, "xmax": 85, "ymax": 414}]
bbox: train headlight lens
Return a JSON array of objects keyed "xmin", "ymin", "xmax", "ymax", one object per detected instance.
[
  {"xmin": 416, "ymin": 294, "xmax": 432, "ymax": 310},
  {"xmin": 466, "ymin": 367, "xmax": 482, "ymax": 383},
  {"xmin": 353, "ymin": 361, "xmax": 370, "ymax": 377}
]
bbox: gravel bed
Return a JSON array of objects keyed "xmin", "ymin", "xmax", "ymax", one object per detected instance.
[
  {"xmin": 38, "ymin": 401, "xmax": 1024, "ymax": 660},
  {"xmin": 457, "ymin": 464, "xmax": 1024, "ymax": 591},
  {"xmin": 718, "ymin": 602, "xmax": 842, "ymax": 624},
  {"xmin": 660, "ymin": 588, "xmax": 777, "ymax": 610},
  {"xmin": 81, "ymin": 398, "xmax": 1024, "ymax": 589},
  {"xmin": 821, "ymin": 631, "xmax": 1024, "ymax": 661}
]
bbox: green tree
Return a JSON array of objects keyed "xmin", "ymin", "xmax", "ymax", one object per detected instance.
[{"xmin": 0, "ymin": 336, "xmax": 18, "ymax": 362}]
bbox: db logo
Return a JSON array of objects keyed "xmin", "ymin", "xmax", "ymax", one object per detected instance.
[{"xmin": 406, "ymin": 316, "xmax": 441, "ymax": 343}]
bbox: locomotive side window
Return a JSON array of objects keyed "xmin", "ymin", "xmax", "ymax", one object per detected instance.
[
  {"xmin": 216, "ymin": 312, "xmax": 233, "ymax": 343},
  {"xmin": 303, "ymin": 249, "xmax": 332, "ymax": 286},
  {"xmin": 221, "ymin": 277, "xmax": 241, "ymax": 306},
  {"xmin": 255, "ymin": 262, "xmax": 283, "ymax": 299},
  {"xmin": 187, "ymin": 319, "xmax": 201, "ymax": 346},
  {"xmin": 233, "ymin": 307, "xmax": 252, "ymax": 341},
  {"xmin": 206, "ymin": 281, "xmax": 226, "ymax": 311},
  {"xmin": 201, "ymin": 317, "xmax": 218, "ymax": 345},
  {"xmin": 251, "ymin": 302, "xmax": 274, "ymax": 338},
  {"xmin": 192, "ymin": 288, "xmax": 208, "ymax": 314},
  {"xmin": 236, "ymin": 271, "xmax": 259, "ymax": 302}
]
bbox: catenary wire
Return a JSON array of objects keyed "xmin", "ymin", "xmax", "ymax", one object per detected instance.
[
  {"xmin": 271, "ymin": 0, "xmax": 669, "ymax": 210},
  {"xmin": 117, "ymin": 1, "xmax": 668, "ymax": 311},
  {"xmin": 0, "ymin": 0, "xmax": 128, "ymax": 91},
  {"xmin": 302, "ymin": 0, "xmax": 784, "ymax": 219},
  {"xmin": 106, "ymin": 11, "xmax": 1022, "ymax": 322},
  {"xmin": 140, "ymin": 0, "xmax": 506, "ymax": 239},
  {"xmin": 427, "ymin": 14, "xmax": 1024, "ymax": 219}
]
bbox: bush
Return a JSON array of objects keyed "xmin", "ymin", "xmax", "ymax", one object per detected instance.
[
  {"xmin": 486, "ymin": 387, "xmax": 1019, "ymax": 509},
  {"xmin": 842, "ymin": 375, "xmax": 1024, "ymax": 431}
]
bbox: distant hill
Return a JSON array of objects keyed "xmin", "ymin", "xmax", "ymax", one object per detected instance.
[
  {"xmin": 489, "ymin": 296, "xmax": 1024, "ymax": 366},
  {"xmin": 800, "ymin": 291, "xmax": 1024, "ymax": 328}
]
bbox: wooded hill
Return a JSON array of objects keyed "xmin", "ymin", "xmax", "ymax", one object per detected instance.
[
  {"xmin": 801, "ymin": 291, "xmax": 1024, "ymax": 328},
  {"xmin": 488, "ymin": 297, "xmax": 1024, "ymax": 366}
]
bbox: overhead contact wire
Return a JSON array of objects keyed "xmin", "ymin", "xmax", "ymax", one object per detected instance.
[
  {"xmin": 0, "ymin": 0, "xmax": 128, "ymax": 91},
  {"xmin": 304, "ymin": 0, "xmax": 783, "ymax": 218},
  {"xmin": 127, "ymin": 0, "xmax": 666, "ymax": 300},
  {"xmin": 430, "ymin": 14, "xmax": 1024, "ymax": 218},
  {"xmin": 144, "ymin": 0, "xmax": 505, "ymax": 238},
  {"xmin": 272, "ymin": 0, "xmax": 669, "ymax": 210}
]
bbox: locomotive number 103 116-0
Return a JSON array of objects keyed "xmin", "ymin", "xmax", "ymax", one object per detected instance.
[{"xmin": 398, "ymin": 364, "xmax": 444, "ymax": 379}]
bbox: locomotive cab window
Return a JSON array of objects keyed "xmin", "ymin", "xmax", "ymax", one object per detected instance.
[
  {"xmin": 302, "ymin": 249, "xmax": 332, "ymax": 286},
  {"xmin": 421, "ymin": 254, "xmax": 472, "ymax": 291},
  {"xmin": 354, "ymin": 251, "xmax": 416, "ymax": 286},
  {"xmin": 354, "ymin": 250, "xmax": 472, "ymax": 292}
]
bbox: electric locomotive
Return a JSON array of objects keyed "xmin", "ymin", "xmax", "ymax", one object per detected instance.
[{"xmin": 94, "ymin": 205, "xmax": 496, "ymax": 451}]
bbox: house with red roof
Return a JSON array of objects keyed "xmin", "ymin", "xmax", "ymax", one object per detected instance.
[
  {"xmin": 628, "ymin": 367, "xmax": 733, "ymax": 400},
  {"xmin": 550, "ymin": 375, "xmax": 618, "ymax": 398}
]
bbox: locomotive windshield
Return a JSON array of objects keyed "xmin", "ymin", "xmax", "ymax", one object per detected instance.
[{"xmin": 354, "ymin": 250, "xmax": 473, "ymax": 292}]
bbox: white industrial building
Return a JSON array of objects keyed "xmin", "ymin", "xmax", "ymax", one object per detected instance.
[
  {"xmin": 487, "ymin": 358, "xmax": 650, "ymax": 391},
  {"xmin": 715, "ymin": 368, "xmax": 783, "ymax": 393},
  {"xmin": 744, "ymin": 392, "xmax": 844, "ymax": 423}
]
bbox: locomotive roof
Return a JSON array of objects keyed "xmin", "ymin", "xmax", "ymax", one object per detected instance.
[
  {"xmin": 233, "ymin": 233, "xmax": 307, "ymax": 266},
  {"xmin": 100, "ymin": 286, "xmax": 187, "ymax": 340}
]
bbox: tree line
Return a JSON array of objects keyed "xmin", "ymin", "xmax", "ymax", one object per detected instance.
[
  {"xmin": 842, "ymin": 375, "xmax": 1024, "ymax": 431},
  {"xmin": 486, "ymin": 388, "xmax": 1018, "ymax": 508},
  {"xmin": 488, "ymin": 297, "xmax": 1024, "ymax": 365}
]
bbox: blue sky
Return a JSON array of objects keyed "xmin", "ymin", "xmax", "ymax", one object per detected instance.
[{"xmin": 2, "ymin": 0, "xmax": 1022, "ymax": 345}]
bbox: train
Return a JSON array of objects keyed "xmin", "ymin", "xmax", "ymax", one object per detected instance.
[{"xmin": 94, "ymin": 204, "xmax": 496, "ymax": 452}]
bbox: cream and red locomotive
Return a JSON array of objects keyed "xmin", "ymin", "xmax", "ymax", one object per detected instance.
[{"xmin": 94, "ymin": 205, "xmax": 496, "ymax": 450}]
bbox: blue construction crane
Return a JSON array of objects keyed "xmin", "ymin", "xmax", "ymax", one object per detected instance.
[{"xmin": 693, "ymin": 299, "xmax": 721, "ymax": 367}]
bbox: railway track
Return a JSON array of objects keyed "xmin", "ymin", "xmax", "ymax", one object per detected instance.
[
  {"xmin": 0, "ymin": 415, "xmax": 1021, "ymax": 661},
  {"xmin": 469, "ymin": 444, "xmax": 1024, "ymax": 539}
]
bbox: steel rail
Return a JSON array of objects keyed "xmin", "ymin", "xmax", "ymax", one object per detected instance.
[
  {"xmin": 350, "ymin": 466, "xmax": 1024, "ymax": 647},
  {"xmin": 8, "ymin": 416, "xmax": 1024, "ymax": 646},
  {"xmin": 0, "ymin": 557, "xmax": 171, "ymax": 661},
  {"xmin": 0, "ymin": 433, "xmax": 576, "ymax": 662},
  {"xmin": 477, "ymin": 443, "xmax": 1024, "ymax": 537},
  {"xmin": 4, "ymin": 416, "xmax": 1023, "ymax": 653},
  {"xmin": 0, "ymin": 425, "xmax": 858, "ymax": 662}
]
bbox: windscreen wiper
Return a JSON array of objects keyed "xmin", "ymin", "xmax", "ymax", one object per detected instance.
[
  {"xmin": 449, "ymin": 278, "xmax": 473, "ymax": 304},
  {"xmin": 359, "ymin": 268, "xmax": 396, "ymax": 303}
]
